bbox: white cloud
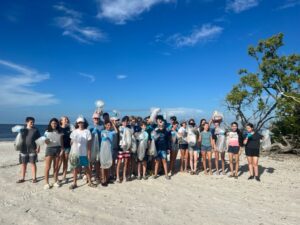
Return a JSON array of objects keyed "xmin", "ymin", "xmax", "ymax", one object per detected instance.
[
  {"xmin": 226, "ymin": 0, "xmax": 259, "ymax": 13},
  {"xmin": 79, "ymin": 72, "xmax": 96, "ymax": 82},
  {"xmin": 96, "ymin": 0, "xmax": 173, "ymax": 24},
  {"xmin": 167, "ymin": 24, "xmax": 223, "ymax": 47},
  {"xmin": 54, "ymin": 3, "xmax": 105, "ymax": 44},
  {"xmin": 276, "ymin": 0, "xmax": 300, "ymax": 10},
  {"xmin": 0, "ymin": 59, "xmax": 58, "ymax": 107},
  {"xmin": 162, "ymin": 107, "xmax": 204, "ymax": 120},
  {"xmin": 116, "ymin": 74, "xmax": 127, "ymax": 80}
]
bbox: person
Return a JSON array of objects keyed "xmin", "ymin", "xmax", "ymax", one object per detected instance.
[
  {"xmin": 169, "ymin": 121, "xmax": 179, "ymax": 176},
  {"xmin": 100, "ymin": 120, "xmax": 118, "ymax": 186},
  {"xmin": 187, "ymin": 119, "xmax": 200, "ymax": 175},
  {"xmin": 198, "ymin": 119, "xmax": 207, "ymax": 132},
  {"xmin": 16, "ymin": 117, "xmax": 41, "ymax": 184},
  {"xmin": 69, "ymin": 116, "xmax": 96, "ymax": 189},
  {"xmin": 226, "ymin": 122, "xmax": 243, "ymax": 179},
  {"xmin": 243, "ymin": 123, "xmax": 263, "ymax": 182},
  {"xmin": 89, "ymin": 112, "xmax": 104, "ymax": 184},
  {"xmin": 153, "ymin": 120, "xmax": 171, "ymax": 180},
  {"xmin": 136, "ymin": 121, "xmax": 149, "ymax": 180},
  {"xmin": 178, "ymin": 121, "xmax": 189, "ymax": 172},
  {"xmin": 44, "ymin": 118, "xmax": 63, "ymax": 189},
  {"xmin": 199, "ymin": 122, "xmax": 214, "ymax": 175},
  {"xmin": 116, "ymin": 116, "xmax": 132, "ymax": 183},
  {"xmin": 212, "ymin": 121, "xmax": 227, "ymax": 175},
  {"xmin": 57, "ymin": 116, "xmax": 72, "ymax": 183}
]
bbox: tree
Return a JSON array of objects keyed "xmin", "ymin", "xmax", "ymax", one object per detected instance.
[{"xmin": 225, "ymin": 33, "xmax": 300, "ymax": 132}]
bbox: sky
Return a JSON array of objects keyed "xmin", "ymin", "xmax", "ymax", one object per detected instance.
[{"xmin": 0, "ymin": 0, "xmax": 299, "ymax": 124}]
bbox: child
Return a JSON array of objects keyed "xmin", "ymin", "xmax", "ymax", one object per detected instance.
[
  {"xmin": 16, "ymin": 117, "xmax": 41, "ymax": 184},
  {"xmin": 153, "ymin": 120, "xmax": 171, "ymax": 180},
  {"xmin": 44, "ymin": 118, "xmax": 63, "ymax": 189},
  {"xmin": 244, "ymin": 123, "xmax": 263, "ymax": 181},
  {"xmin": 212, "ymin": 121, "xmax": 227, "ymax": 175},
  {"xmin": 136, "ymin": 121, "xmax": 149, "ymax": 180},
  {"xmin": 116, "ymin": 116, "xmax": 132, "ymax": 183},
  {"xmin": 169, "ymin": 121, "xmax": 179, "ymax": 176},
  {"xmin": 69, "ymin": 117, "xmax": 96, "ymax": 189},
  {"xmin": 200, "ymin": 122, "xmax": 214, "ymax": 175},
  {"xmin": 58, "ymin": 116, "xmax": 72, "ymax": 182},
  {"xmin": 226, "ymin": 122, "xmax": 243, "ymax": 179},
  {"xmin": 100, "ymin": 120, "xmax": 118, "ymax": 186},
  {"xmin": 187, "ymin": 119, "xmax": 200, "ymax": 175},
  {"xmin": 178, "ymin": 121, "xmax": 188, "ymax": 172}
]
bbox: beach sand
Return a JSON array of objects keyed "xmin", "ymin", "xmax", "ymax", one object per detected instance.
[{"xmin": 0, "ymin": 141, "xmax": 299, "ymax": 225}]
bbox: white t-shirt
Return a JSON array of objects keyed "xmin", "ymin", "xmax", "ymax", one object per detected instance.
[
  {"xmin": 70, "ymin": 129, "xmax": 92, "ymax": 156},
  {"xmin": 45, "ymin": 131, "xmax": 62, "ymax": 147}
]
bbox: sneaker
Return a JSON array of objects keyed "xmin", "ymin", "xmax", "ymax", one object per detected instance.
[
  {"xmin": 165, "ymin": 175, "xmax": 171, "ymax": 180},
  {"xmin": 255, "ymin": 176, "xmax": 260, "ymax": 182},
  {"xmin": 53, "ymin": 182, "xmax": 61, "ymax": 188},
  {"xmin": 82, "ymin": 175, "xmax": 87, "ymax": 181},
  {"xmin": 142, "ymin": 176, "xmax": 148, "ymax": 180},
  {"xmin": 137, "ymin": 176, "xmax": 142, "ymax": 180},
  {"xmin": 248, "ymin": 176, "xmax": 254, "ymax": 180},
  {"xmin": 44, "ymin": 184, "xmax": 51, "ymax": 190}
]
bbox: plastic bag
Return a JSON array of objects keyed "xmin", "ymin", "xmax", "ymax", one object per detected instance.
[
  {"xmin": 11, "ymin": 125, "xmax": 23, "ymax": 133},
  {"xmin": 120, "ymin": 127, "xmax": 132, "ymax": 151},
  {"xmin": 131, "ymin": 134, "xmax": 137, "ymax": 154},
  {"xmin": 14, "ymin": 133, "xmax": 23, "ymax": 151},
  {"xmin": 100, "ymin": 138, "xmax": 113, "ymax": 169},
  {"xmin": 187, "ymin": 126, "xmax": 197, "ymax": 147},
  {"xmin": 35, "ymin": 136, "xmax": 47, "ymax": 147},
  {"xmin": 215, "ymin": 127, "xmax": 226, "ymax": 152},
  {"xmin": 137, "ymin": 132, "xmax": 148, "ymax": 161},
  {"xmin": 212, "ymin": 110, "xmax": 224, "ymax": 122},
  {"xmin": 148, "ymin": 130, "xmax": 158, "ymax": 156},
  {"xmin": 69, "ymin": 142, "xmax": 80, "ymax": 170},
  {"xmin": 150, "ymin": 108, "xmax": 161, "ymax": 123},
  {"xmin": 90, "ymin": 132, "xmax": 100, "ymax": 163},
  {"xmin": 261, "ymin": 129, "xmax": 272, "ymax": 151}
]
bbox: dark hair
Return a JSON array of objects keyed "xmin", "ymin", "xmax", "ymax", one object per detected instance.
[
  {"xmin": 75, "ymin": 119, "xmax": 89, "ymax": 129},
  {"xmin": 246, "ymin": 123, "xmax": 254, "ymax": 129},
  {"xmin": 231, "ymin": 122, "xmax": 240, "ymax": 133},
  {"xmin": 156, "ymin": 115, "xmax": 164, "ymax": 121},
  {"xmin": 170, "ymin": 116, "xmax": 177, "ymax": 122},
  {"xmin": 172, "ymin": 121, "xmax": 179, "ymax": 126},
  {"xmin": 122, "ymin": 116, "xmax": 129, "ymax": 122},
  {"xmin": 104, "ymin": 120, "xmax": 112, "ymax": 125},
  {"xmin": 47, "ymin": 118, "xmax": 61, "ymax": 132},
  {"xmin": 25, "ymin": 117, "xmax": 35, "ymax": 123},
  {"xmin": 188, "ymin": 119, "xmax": 195, "ymax": 124},
  {"xmin": 144, "ymin": 116, "xmax": 150, "ymax": 121},
  {"xmin": 141, "ymin": 121, "xmax": 147, "ymax": 127}
]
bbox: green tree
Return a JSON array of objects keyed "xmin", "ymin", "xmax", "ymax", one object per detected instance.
[{"xmin": 225, "ymin": 33, "xmax": 300, "ymax": 132}]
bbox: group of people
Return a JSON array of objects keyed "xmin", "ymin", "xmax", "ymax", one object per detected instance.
[{"xmin": 15, "ymin": 111, "xmax": 263, "ymax": 190}]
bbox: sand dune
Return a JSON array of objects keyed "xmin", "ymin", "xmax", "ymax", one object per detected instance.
[{"xmin": 0, "ymin": 141, "xmax": 299, "ymax": 225}]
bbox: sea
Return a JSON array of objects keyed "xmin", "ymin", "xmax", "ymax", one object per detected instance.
[{"xmin": 0, "ymin": 124, "xmax": 48, "ymax": 141}]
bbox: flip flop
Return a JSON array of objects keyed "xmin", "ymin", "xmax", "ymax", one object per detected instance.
[
  {"xmin": 16, "ymin": 179, "xmax": 25, "ymax": 183},
  {"xmin": 32, "ymin": 179, "xmax": 37, "ymax": 183}
]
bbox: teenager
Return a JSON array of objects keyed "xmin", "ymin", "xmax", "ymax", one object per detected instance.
[
  {"xmin": 200, "ymin": 122, "xmax": 214, "ymax": 175},
  {"xmin": 169, "ymin": 121, "xmax": 179, "ymax": 176},
  {"xmin": 187, "ymin": 119, "xmax": 200, "ymax": 175},
  {"xmin": 136, "ymin": 121, "xmax": 149, "ymax": 180},
  {"xmin": 212, "ymin": 121, "xmax": 227, "ymax": 175},
  {"xmin": 178, "ymin": 121, "xmax": 189, "ymax": 172},
  {"xmin": 16, "ymin": 117, "xmax": 40, "ymax": 184},
  {"xmin": 244, "ymin": 123, "xmax": 263, "ymax": 181}
]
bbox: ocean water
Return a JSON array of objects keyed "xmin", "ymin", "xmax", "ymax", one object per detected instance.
[{"xmin": 0, "ymin": 124, "xmax": 48, "ymax": 141}]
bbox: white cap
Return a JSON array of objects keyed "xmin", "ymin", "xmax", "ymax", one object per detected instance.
[{"xmin": 76, "ymin": 116, "xmax": 85, "ymax": 123}]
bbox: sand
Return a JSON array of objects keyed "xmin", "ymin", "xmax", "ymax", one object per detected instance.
[{"xmin": 0, "ymin": 141, "xmax": 299, "ymax": 225}]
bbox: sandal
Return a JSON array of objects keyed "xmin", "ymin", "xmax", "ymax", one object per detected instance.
[
  {"xmin": 32, "ymin": 179, "xmax": 37, "ymax": 183},
  {"xmin": 69, "ymin": 184, "xmax": 77, "ymax": 190},
  {"xmin": 88, "ymin": 183, "xmax": 97, "ymax": 188},
  {"xmin": 16, "ymin": 179, "xmax": 25, "ymax": 183}
]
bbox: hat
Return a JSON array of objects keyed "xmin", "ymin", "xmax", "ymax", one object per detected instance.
[
  {"xmin": 92, "ymin": 112, "xmax": 100, "ymax": 119},
  {"xmin": 76, "ymin": 116, "xmax": 85, "ymax": 123}
]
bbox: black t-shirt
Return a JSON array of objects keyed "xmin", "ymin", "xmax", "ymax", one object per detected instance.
[
  {"xmin": 155, "ymin": 128, "xmax": 171, "ymax": 151},
  {"xmin": 61, "ymin": 126, "xmax": 71, "ymax": 148},
  {"xmin": 245, "ymin": 132, "xmax": 263, "ymax": 150},
  {"xmin": 20, "ymin": 128, "xmax": 41, "ymax": 153}
]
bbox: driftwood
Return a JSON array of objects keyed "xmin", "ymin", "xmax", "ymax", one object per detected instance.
[{"xmin": 268, "ymin": 136, "xmax": 300, "ymax": 154}]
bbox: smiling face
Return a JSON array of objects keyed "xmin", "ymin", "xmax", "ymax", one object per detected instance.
[
  {"xmin": 93, "ymin": 117, "xmax": 100, "ymax": 125},
  {"xmin": 105, "ymin": 122, "xmax": 111, "ymax": 130},
  {"xmin": 231, "ymin": 123, "xmax": 238, "ymax": 132},
  {"xmin": 26, "ymin": 120, "xmax": 34, "ymax": 129},
  {"xmin": 204, "ymin": 123, "xmax": 209, "ymax": 131},
  {"xmin": 246, "ymin": 125, "xmax": 253, "ymax": 133},
  {"xmin": 61, "ymin": 117, "xmax": 69, "ymax": 127},
  {"xmin": 51, "ymin": 120, "xmax": 58, "ymax": 130}
]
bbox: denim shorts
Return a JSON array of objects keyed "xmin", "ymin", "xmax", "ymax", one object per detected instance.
[
  {"xmin": 189, "ymin": 145, "xmax": 200, "ymax": 153},
  {"xmin": 63, "ymin": 147, "xmax": 71, "ymax": 154},
  {"xmin": 228, "ymin": 146, "xmax": 240, "ymax": 154},
  {"xmin": 201, "ymin": 145, "xmax": 212, "ymax": 152},
  {"xmin": 19, "ymin": 153, "xmax": 37, "ymax": 164},
  {"xmin": 45, "ymin": 146, "xmax": 61, "ymax": 157},
  {"xmin": 79, "ymin": 156, "xmax": 89, "ymax": 167},
  {"xmin": 156, "ymin": 150, "xmax": 167, "ymax": 160}
]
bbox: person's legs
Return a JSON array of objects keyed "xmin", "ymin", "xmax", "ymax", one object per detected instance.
[
  {"xmin": 142, "ymin": 161, "xmax": 147, "ymax": 177},
  {"xmin": 207, "ymin": 151, "xmax": 212, "ymax": 175},
  {"xmin": 154, "ymin": 159, "xmax": 160, "ymax": 176},
  {"xmin": 193, "ymin": 151, "xmax": 198, "ymax": 173},
  {"xmin": 221, "ymin": 152, "xmax": 225, "ymax": 174},
  {"xmin": 44, "ymin": 156, "xmax": 53, "ymax": 185},
  {"xmin": 162, "ymin": 159, "xmax": 168, "ymax": 176},
  {"xmin": 184, "ymin": 149, "xmax": 189, "ymax": 172},
  {"xmin": 214, "ymin": 150, "xmax": 219, "ymax": 174},
  {"xmin": 247, "ymin": 156, "xmax": 254, "ymax": 177},
  {"xmin": 20, "ymin": 163, "xmax": 27, "ymax": 181},
  {"xmin": 72, "ymin": 168, "xmax": 78, "ymax": 186},
  {"xmin": 137, "ymin": 162, "xmax": 141, "ymax": 178},
  {"xmin": 123, "ymin": 158, "xmax": 128, "ymax": 181},
  {"xmin": 84, "ymin": 166, "xmax": 93, "ymax": 185},
  {"xmin": 62, "ymin": 152, "xmax": 69, "ymax": 180},
  {"xmin": 234, "ymin": 153, "xmax": 239, "ymax": 176},
  {"xmin": 252, "ymin": 157, "xmax": 259, "ymax": 177},
  {"xmin": 54, "ymin": 156, "xmax": 60, "ymax": 182},
  {"xmin": 180, "ymin": 149, "xmax": 184, "ymax": 172},
  {"xmin": 95, "ymin": 161, "xmax": 101, "ymax": 182},
  {"xmin": 189, "ymin": 150, "xmax": 194, "ymax": 172},
  {"xmin": 229, "ymin": 153, "xmax": 234, "ymax": 176},
  {"xmin": 201, "ymin": 151, "xmax": 207, "ymax": 174},
  {"xmin": 116, "ymin": 159, "xmax": 121, "ymax": 182},
  {"xmin": 30, "ymin": 162, "xmax": 37, "ymax": 181}
]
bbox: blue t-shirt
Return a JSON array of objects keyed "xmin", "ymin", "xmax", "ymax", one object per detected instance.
[{"xmin": 200, "ymin": 131, "xmax": 212, "ymax": 147}]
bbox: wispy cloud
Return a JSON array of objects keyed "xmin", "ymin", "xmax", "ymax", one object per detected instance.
[
  {"xmin": 79, "ymin": 72, "xmax": 96, "ymax": 82},
  {"xmin": 276, "ymin": 0, "xmax": 300, "ymax": 10},
  {"xmin": 163, "ymin": 107, "xmax": 204, "ymax": 120},
  {"xmin": 54, "ymin": 2, "xmax": 105, "ymax": 44},
  {"xmin": 96, "ymin": 0, "xmax": 174, "ymax": 24},
  {"xmin": 116, "ymin": 74, "xmax": 127, "ymax": 80},
  {"xmin": 0, "ymin": 59, "xmax": 58, "ymax": 107},
  {"xmin": 167, "ymin": 24, "xmax": 223, "ymax": 48},
  {"xmin": 226, "ymin": 0, "xmax": 259, "ymax": 13}
]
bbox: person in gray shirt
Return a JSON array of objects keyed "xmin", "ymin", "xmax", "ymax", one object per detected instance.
[{"xmin": 17, "ymin": 117, "xmax": 41, "ymax": 184}]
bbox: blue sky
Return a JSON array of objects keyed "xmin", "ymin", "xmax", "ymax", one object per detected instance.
[{"xmin": 0, "ymin": 0, "xmax": 299, "ymax": 124}]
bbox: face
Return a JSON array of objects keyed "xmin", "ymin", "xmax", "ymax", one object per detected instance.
[
  {"xmin": 78, "ymin": 122, "xmax": 84, "ymax": 129},
  {"xmin": 173, "ymin": 124, "xmax": 178, "ymax": 130},
  {"xmin": 246, "ymin": 125, "xmax": 253, "ymax": 133},
  {"xmin": 122, "ymin": 121, "xmax": 128, "ymax": 127},
  {"xmin": 93, "ymin": 117, "xmax": 100, "ymax": 125},
  {"xmin": 141, "ymin": 124, "xmax": 146, "ymax": 130},
  {"xmin": 189, "ymin": 120, "xmax": 195, "ymax": 126},
  {"xmin": 26, "ymin": 120, "xmax": 34, "ymax": 128},
  {"xmin": 105, "ymin": 123, "xmax": 111, "ymax": 130},
  {"xmin": 204, "ymin": 124, "xmax": 209, "ymax": 131},
  {"xmin": 182, "ymin": 122, "xmax": 187, "ymax": 128},
  {"xmin": 51, "ymin": 120, "xmax": 58, "ymax": 129},
  {"xmin": 231, "ymin": 124, "xmax": 238, "ymax": 131},
  {"xmin": 61, "ymin": 117, "xmax": 69, "ymax": 126},
  {"xmin": 214, "ymin": 122, "xmax": 220, "ymax": 127}
]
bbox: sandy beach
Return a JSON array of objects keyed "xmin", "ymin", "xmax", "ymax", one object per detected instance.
[{"xmin": 0, "ymin": 141, "xmax": 299, "ymax": 225}]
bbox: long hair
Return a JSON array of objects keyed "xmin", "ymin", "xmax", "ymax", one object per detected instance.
[
  {"xmin": 75, "ymin": 119, "xmax": 89, "ymax": 129},
  {"xmin": 46, "ymin": 118, "xmax": 61, "ymax": 132}
]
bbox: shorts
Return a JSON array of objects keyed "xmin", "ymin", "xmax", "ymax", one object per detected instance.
[
  {"xmin": 63, "ymin": 147, "xmax": 71, "ymax": 154},
  {"xmin": 112, "ymin": 148, "xmax": 119, "ymax": 161},
  {"xmin": 45, "ymin": 146, "xmax": 61, "ymax": 157},
  {"xmin": 19, "ymin": 153, "xmax": 37, "ymax": 164},
  {"xmin": 156, "ymin": 150, "xmax": 167, "ymax": 160},
  {"xmin": 245, "ymin": 148, "xmax": 259, "ymax": 157},
  {"xmin": 137, "ymin": 154, "xmax": 148, "ymax": 162},
  {"xmin": 188, "ymin": 145, "xmax": 200, "ymax": 153},
  {"xmin": 179, "ymin": 144, "xmax": 188, "ymax": 150},
  {"xmin": 201, "ymin": 145, "xmax": 212, "ymax": 152},
  {"xmin": 117, "ymin": 151, "xmax": 131, "ymax": 160},
  {"xmin": 78, "ymin": 156, "xmax": 89, "ymax": 167},
  {"xmin": 228, "ymin": 146, "xmax": 240, "ymax": 154}
]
